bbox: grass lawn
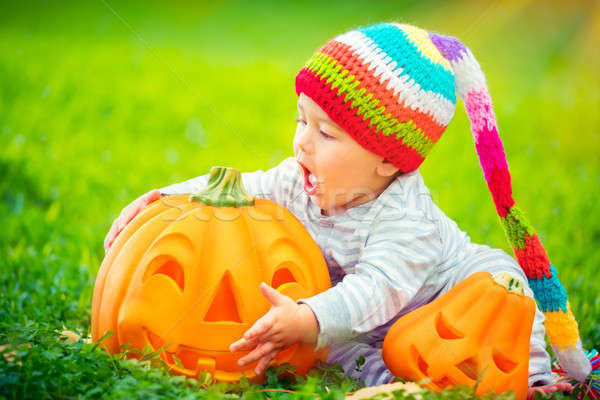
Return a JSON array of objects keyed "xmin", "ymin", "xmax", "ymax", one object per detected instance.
[{"xmin": 1, "ymin": 0, "xmax": 598, "ymax": 398}]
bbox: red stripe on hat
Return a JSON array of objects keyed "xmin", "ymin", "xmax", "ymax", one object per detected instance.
[
  {"xmin": 485, "ymin": 167, "xmax": 515, "ymax": 217},
  {"xmin": 319, "ymin": 40, "xmax": 447, "ymax": 143},
  {"xmin": 296, "ymin": 67, "xmax": 425, "ymax": 172},
  {"xmin": 514, "ymin": 233, "xmax": 552, "ymax": 280}
]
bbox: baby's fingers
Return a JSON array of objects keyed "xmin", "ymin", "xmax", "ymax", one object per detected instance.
[
  {"xmin": 123, "ymin": 191, "xmax": 161, "ymax": 224},
  {"xmin": 244, "ymin": 315, "xmax": 273, "ymax": 340},
  {"xmin": 237, "ymin": 341, "xmax": 275, "ymax": 366},
  {"xmin": 145, "ymin": 190, "xmax": 162, "ymax": 204},
  {"xmin": 104, "ymin": 226, "xmax": 115, "ymax": 253},
  {"xmin": 104, "ymin": 219, "xmax": 122, "ymax": 253},
  {"xmin": 554, "ymin": 382, "xmax": 573, "ymax": 393},
  {"xmin": 527, "ymin": 383, "xmax": 573, "ymax": 400},
  {"xmin": 255, "ymin": 348, "xmax": 279, "ymax": 375},
  {"xmin": 104, "ymin": 210, "xmax": 135, "ymax": 253},
  {"xmin": 104, "ymin": 191, "xmax": 161, "ymax": 254},
  {"xmin": 121, "ymin": 202, "xmax": 143, "ymax": 226},
  {"xmin": 229, "ymin": 336, "xmax": 259, "ymax": 353}
]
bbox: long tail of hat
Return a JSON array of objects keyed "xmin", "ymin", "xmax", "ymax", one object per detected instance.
[{"xmin": 429, "ymin": 32, "xmax": 592, "ymax": 383}]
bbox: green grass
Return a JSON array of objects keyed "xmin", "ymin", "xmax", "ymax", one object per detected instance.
[{"xmin": 1, "ymin": 0, "xmax": 598, "ymax": 398}]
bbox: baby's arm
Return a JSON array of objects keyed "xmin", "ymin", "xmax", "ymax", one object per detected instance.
[
  {"xmin": 230, "ymin": 211, "xmax": 442, "ymax": 374},
  {"xmin": 104, "ymin": 189, "xmax": 162, "ymax": 252},
  {"xmin": 299, "ymin": 211, "xmax": 443, "ymax": 350},
  {"xmin": 527, "ymin": 383, "xmax": 573, "ymax": 399},
  {"xmin": 229, "ymin": 283, "xmax": 320, "ymax": 374}
]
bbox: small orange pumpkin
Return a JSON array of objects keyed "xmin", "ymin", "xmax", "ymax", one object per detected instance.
[
  {"xmin": 382, "ymin": 272, "xmax": 534, "ymax": 400},
  {"xmin": 91, "ymin": 167, "xmax": 331, "ymax": 382}
]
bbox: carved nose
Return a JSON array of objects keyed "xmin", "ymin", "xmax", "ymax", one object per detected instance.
[{"xmin": 204, "ymin": 271, "xmax": 241, "ymax": 323}]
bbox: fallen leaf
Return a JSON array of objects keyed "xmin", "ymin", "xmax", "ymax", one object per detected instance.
[
  {"xmin": 57, "ymin": 330, "xmax": 81, "ymax": 344},
  {"xmin": 0, "ymin": 343, "xmax": 32, "ymax": 366},
  {"xmin": 346, "ymin": 381, "xmax": 422, "ymax": 399}
]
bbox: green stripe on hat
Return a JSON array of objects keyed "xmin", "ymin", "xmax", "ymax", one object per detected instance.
[
  {"xmin": 305, "ymin": 52, "xmax": 435, "ymax": 157},
  {"xmin": 500, "ymin": 207, "xmax": 535, "ymax": 250}
]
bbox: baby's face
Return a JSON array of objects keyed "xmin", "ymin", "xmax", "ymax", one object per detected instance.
[{"xmin": 293, "ymin": 93, "xmax": 398, "ymax": 216}]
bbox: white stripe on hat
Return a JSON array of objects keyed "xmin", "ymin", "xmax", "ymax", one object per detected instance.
[{"xmin": 334, "ymin": 30, "xmax": 456, "ymax": 127}]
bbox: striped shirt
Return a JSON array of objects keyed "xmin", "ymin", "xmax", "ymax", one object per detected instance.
[{"xmin": 159, "ymin": 156, "xmax": 554, "ymax": 386}]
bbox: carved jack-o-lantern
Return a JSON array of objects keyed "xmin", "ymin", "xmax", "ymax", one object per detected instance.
[
  {"xmin": 91, "ymin": 167, "xmax": 331, "ymax": 382},
  {"xmin": 382, "ymin": 272, "xmax": 534, "ymax": 400}
]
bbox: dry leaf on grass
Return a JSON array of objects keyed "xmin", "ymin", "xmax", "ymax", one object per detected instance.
[
  {"xmin": 56, "ymin": 329, "xmax": 92, "ymax": 344},
  {"xmin": 57, "ymin": 330, "xmax": 81, "ymax": 344},
  {"xmin": 346, "ymin": 381, "xmax": 422, "ymax": 399},
  {"xmin": 0, "ymin": 343, "xmax": 32, "ymax": 366}
]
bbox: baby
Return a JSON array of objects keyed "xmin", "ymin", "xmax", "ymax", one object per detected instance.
[{"xmin": 105, "ymin": 22, "xmax": 589, "ymax": 397}]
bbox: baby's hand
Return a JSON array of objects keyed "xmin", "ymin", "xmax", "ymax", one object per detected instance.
[
  {"xmin": 527, "ymin": 382, "xmax": 573, "ymax": 399},
  {"xmin": 229, "ymin": 282, "xmax": 318, "ymax": 375},
  {"xmin": 103, "ymin": 189, "xmax": 162, "ymax": 254}
]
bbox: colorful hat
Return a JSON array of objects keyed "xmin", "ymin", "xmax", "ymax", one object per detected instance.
[{"xmin": 295, "ymin": 22, "xmax": 592, "ymax": 384}]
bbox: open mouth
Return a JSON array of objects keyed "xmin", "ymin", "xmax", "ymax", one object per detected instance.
[
  {"xmin": 144, "ymin": 326, "xmax": 255, "ymax": 381},
  {"xmin": 298, "ymin": 161, "xmax": 318, "ymax": 195},
  {"xmin": 143, "ymin": 327, "xmax": 299, "ymax": 382}
]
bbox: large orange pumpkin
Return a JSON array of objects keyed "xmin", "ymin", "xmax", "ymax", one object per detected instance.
[
  {"xmin": 91, "ymin": 167, "xmax": 331, "ymax": 382},
  {"xmin": 382, "ymin": 272, "xmax": 535, "ymax": 400}
]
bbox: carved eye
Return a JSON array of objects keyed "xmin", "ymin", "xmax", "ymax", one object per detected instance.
[
  {"xmin": 433, "ymin": 375, "xmax": 456, "ymax": 389},
  {"xmin": 411, "ymin": 345, "xmax": 459, "ymax": 389},
  {"xmin": 493, "ymin": 348, "xmax": 518, "ymax": 373},
  {"xmin": 435, "ymin": 312, "xmax": 464, "ymax": 340},
  {"xmin": 145, "ymin": 255, "xmax": 185, "ymax": 292},
  {"xmin": 456, "ymin": 356, "xmax": 479, "ymax": 380},
  {"xmin": 271, "ymin": 263, "xmax": 297, "ymax": 289},
  {"xmin": 411, "ymin": 345, "xmax": 429, "ymax": 376}
]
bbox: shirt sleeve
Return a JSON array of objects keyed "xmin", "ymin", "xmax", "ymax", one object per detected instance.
[
  {"xmin": 298, "ymin": 211, "xmax": 443, "ymax": 350},
  {"xmin": 157, "ymin": 157, "xmax": 300, "ymax": 207}
]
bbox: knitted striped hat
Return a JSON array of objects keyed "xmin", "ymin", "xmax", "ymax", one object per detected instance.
[{"xmin": 295, "ymin": 22, "xmax": 592, "ymax": 383}]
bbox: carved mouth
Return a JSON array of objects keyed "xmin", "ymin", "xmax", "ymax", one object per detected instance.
[{"xmin": 143, "ymin": 327, "xmax": 299, "ymax": 382}]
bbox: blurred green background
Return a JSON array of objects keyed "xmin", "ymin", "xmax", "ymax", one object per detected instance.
[{"xmin": 1, "ymin": 0, "xmax": 599, "ymax": 393}]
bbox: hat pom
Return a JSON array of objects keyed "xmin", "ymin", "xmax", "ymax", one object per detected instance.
[{"xmin": 553, "ymin": 348, "xmax": 599, "ymax": 398}]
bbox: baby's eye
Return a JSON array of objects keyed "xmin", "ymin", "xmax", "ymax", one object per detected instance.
[
  {"xmin": 295, "ymin": 118, "xmax": 306, "ymax": 125},
  {"xmin": 320, "ymin": 130, "xmax": 334, "ymax": 140}
]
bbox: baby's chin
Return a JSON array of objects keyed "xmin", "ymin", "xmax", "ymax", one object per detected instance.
[
  {"xmin": 308, "ymin": 193, "xmax": 348, "ymax": 217},
  {"xmin": 306, "ymin": 191, "xmax": 329, "ymax": 212},
  {"xmin": 307, "ymin": 192, "xmax": 325, "ymax": 208}
]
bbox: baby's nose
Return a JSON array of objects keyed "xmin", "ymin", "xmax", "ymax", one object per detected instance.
[{"xmin": 295, "ymin": 130, "xmax": 314, "ymax": 155}]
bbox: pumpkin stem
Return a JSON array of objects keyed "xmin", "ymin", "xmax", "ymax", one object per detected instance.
[
  {"xmin": 492, "ymin": 272, "xmax": 525, "ymax": 296},
  {"xmin": 190, "ymin": 166, "xmax": 255, "ymax": 207}
]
